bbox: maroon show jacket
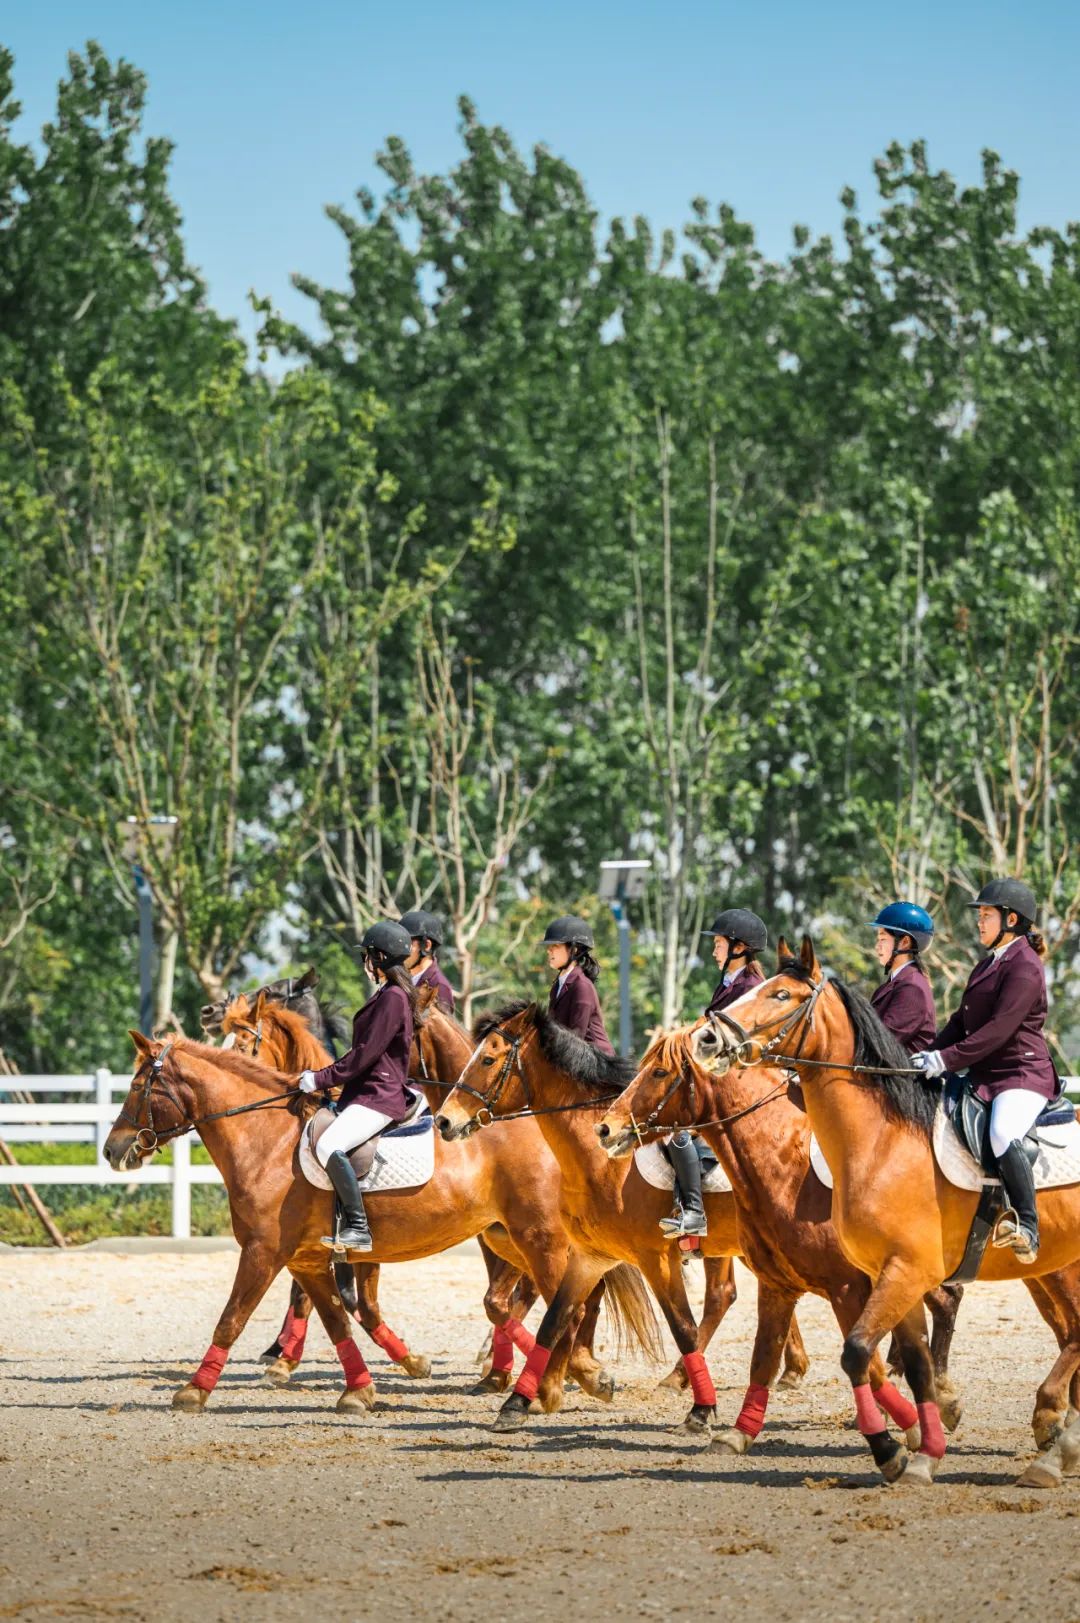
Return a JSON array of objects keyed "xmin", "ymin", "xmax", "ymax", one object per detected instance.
[
  {"xmin": 310, "ymin": 982, "xmax": 414, "ymax": 1117},
  {"xmin": 415, "ymin": 959, "xmax": 455, "ymax": 1015},
  {"xmin": 870, "ymin": 965, "xmax": 937, "ymax": 1054},
  {"xmin": 936, "ymin": 937, "xmax": 1057, "ymax": 1101},
  {"xmin": 705, "ymin": 961, "xmax": 765, "ymax": 1018},
  {"xmin": 549, "ymin": 967, "xmax": 615, "ymax": 1055}
]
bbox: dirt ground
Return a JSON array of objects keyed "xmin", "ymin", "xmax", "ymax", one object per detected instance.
[{"xmin": 2, "ymin": 1245, "xmax": 1079, "ymax": 1623}]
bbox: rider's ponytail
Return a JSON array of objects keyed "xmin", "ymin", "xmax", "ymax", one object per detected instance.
[
  {"xmin": 383, "ymin": 964, "xmax": 420, "ymax": 1008},
  {"xmin": 572, "ymin": 945, "xmax": 601, "ymax": 983},
  {"xmin": 910, "ymin": 947, "xmax": 930, "ymax": 979},
  {"xmin": 1027, "ymin": 929, "xmax": 1048, "ymax": 959}
]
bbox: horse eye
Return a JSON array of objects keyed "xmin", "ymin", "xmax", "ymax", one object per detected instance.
[
  {"xmin": 775, "ymin": 990, "xmax": 790, "ymax": 1002},
  {"xmin": 481, "ymin": 1056, "xmax": 496, "ymax": 1067}
]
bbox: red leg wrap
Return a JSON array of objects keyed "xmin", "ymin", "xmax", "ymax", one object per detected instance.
[
  {"xmin": 734, "ymin": 1381, "xmax": 770, "ymax": 1438},
  {"xmin": 875, "ymin": 1379, "xmax": 919, "ymax": 1433},
  {"xmin": 490, "ymin": 1323, "xmax": 515, "ymax": 1374},
  {"xmin": 335, "ymin": 1337, "xmax": 372, "ymax": 1389},
  {"xmin": 504, "ymin": 1316, "xmax": 536, "ymax": 1356},
  {"xmin": 513, "ymin": 1343, "xmax": 552, "ymax": 1403},
  {"xmin": 853, "ymin": 1382, "xmax": 886, "ymax": 1435},
  {"xmin": 682, "ymin": 1350, "xmax": 717, "ymax": 1408},
  {"xmin": 191, "ymin": 1343, "xmax": 229, "ymax": 1393},
  {"xmin": 369, "ymin": 1323, "xmax": 410, "ymax": 1363},
  {"xmin": 278, "ymin": 1307, "xmax": 308, "ymax": 1363},
  {"xmin": 917, "ymin": 1400, "xmax": 947, "ymax": 1458}
]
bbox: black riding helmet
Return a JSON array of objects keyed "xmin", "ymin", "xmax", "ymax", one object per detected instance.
[
  {"xmin": 399, "ymin": 909, "xmax": 443, "ymax": 950},
  {"xmin": 969, "ymin": 878, "xmax": 1038, "ymax": 948},
  {"xmin": 540, "ymin": 915, "xmax": 595, "ymax": 949},
  {"xmin": 359, "ymin": 920, "xmax": 412, "ymax": 969},
  {"xmin": 701, "ymin": 908, "xmax": 768, "ymax": 953}
]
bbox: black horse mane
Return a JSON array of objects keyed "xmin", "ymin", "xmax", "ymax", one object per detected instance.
[
  {"xmin": 474, "ymin": 1000, "xmax": 636, "ymax": 1094},
  {"xmin": 777, "ymin": 958, "xmax": 937, "ymax": 1139}
]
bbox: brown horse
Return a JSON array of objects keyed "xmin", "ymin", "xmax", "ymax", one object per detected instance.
[
  {"xmin": 435, "ymin": 1001, "xmax": 809, "ymax": 1434},
  {"xmin": 690, "ymin": 936, "xmax": 1080, "ymax": 1488},
  {"xmin": 103, "ymin": 1031, "xmax": 654, "ymax": 1414},
  {"xmin": 595, "ymin": 1023, "xmax": 965, "ymax": 1453}
]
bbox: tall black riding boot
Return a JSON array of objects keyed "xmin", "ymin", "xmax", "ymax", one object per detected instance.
[
  {"xmin": 993, "ymin": 1139, "xmax": 1039, "ymax": 1264},
  {"xmin": 659, "ymin": 1131, "xmax": 708, "ymax": 1238},
  {"xmin": 321, "ymin": 1150, "xmax": 373, "ymax": 1252}
]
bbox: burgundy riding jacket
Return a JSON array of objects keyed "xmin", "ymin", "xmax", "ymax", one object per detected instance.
[
  {"xmin": 414, "ymin": 960, "xmax": 455, "ymax": 1015},
  {"xmin": 935, "ymin": 938, "xmax": 1057, "ymax": 1101},
  {"xmin": 549, "ymin": 967, "xmax": 615, "ymax": 1055},
  {"xmin": 310, "ymin": 982, "xmax": 414, "ymax": 1117},
  {"xmin": 870, "ymin": 966, "xmax": 937, "ymax": 1054},
  {"xmin": 705, "ymin": 961, "xmax": 765, "ymax": 1018}
]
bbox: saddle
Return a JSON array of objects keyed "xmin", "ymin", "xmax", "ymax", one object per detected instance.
[
  {"xmin": 944, "ymin": 1075, "xmax": 1071, "ymax": 1177},
  {"xmin": 302, "ymin": 1088, "xmax": 435, "ymax": 1191}
]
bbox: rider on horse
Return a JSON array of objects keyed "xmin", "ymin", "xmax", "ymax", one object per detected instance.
[
  {"xmin": 660, "ymin": 908, "xmax": 768, "ymax": 1241},
  {"xmin": 400, "ymin": 909, "xmax": 456, "ymax": 1013},
  {"xmin": 867, "ymin": 902, "xmax": 936, "ymax": 1053},
  {"xmin": 912, "ymin": 879, "xmax": 1056, "ymax": 1265},
  {"xmin": 298, "ymin": 920, "xmax": 415, "ymax": 1252},
  {"xmin": 542, "ymin": 915, "xmax": 615, "ymax": 1053}
]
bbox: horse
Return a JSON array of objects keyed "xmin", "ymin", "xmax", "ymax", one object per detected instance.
[
  {"xmin": 594, "ymin": 1022, "xmax": 965, "ymax": 1453},
  {"xmin": 434, "ymin": 1000, "xmax": 810, "ymax": 1434},
  {"xmin": 220, "ymin": 988, "xmax": 550, "ymax": 1390},
  {"xmin": 103, "ymin": 1029, "xmax": 656, "ymax": 1415},
  {"xmin": 201, "ymin": 967, "xmax": 349, "ymax": 1055},
  {"xmin": 689, "ymin": 935, "xmax": 1080, "ymax": 1489}
]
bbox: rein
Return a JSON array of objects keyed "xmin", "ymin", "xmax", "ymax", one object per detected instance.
[
  {"xmin": 116, "ymin": 1042, "xmax": 301, "ymax": 1154},
  {"xmin": 710, "ymin": 974, "xmax": 922, "ymax": 1076},
  {"xmin": 452, "ymin": 1026, "xmax": 625, "ymax": 1126}
]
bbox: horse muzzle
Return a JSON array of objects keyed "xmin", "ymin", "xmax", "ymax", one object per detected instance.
[
  {"xmin": 435, "ymin": 1107, "xmax": 477, "ymax": 1143},
  {"xmin": 102, "ymin": 1128, "xmax": 154, "ymax": 1173},
  {"xmin": 594, "ymin": 1118, "xmax": 636, "ymax": 1159}
]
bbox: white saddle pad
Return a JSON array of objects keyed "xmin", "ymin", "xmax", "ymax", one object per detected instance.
[
  {"xmin": 299, "ymin": 1117, "xmax": 436, "ymax": 1193},
  {"xmin": 809, "ymin": 1135, "xmax": 834, "ymax": 1190},
  {"xmin": 634, "ymin": 1141, "xmax": 731, "ymax": 1195},
  {"xmin": 932, "ymin": 1102, "xmax": 1080, "ymax": 1193}
]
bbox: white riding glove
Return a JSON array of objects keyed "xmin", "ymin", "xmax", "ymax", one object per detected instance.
[
  {"xmin": 912, "ymin": 1050, "xmax": 946, "ymax": 1078},
  {"xmin": 298, "ymin": 1070, "xmax": 319, "ymax": 1093}
]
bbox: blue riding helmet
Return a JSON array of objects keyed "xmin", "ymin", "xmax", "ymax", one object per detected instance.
[{"xmin": 867, "ymin": 902, "xmax": 934, "ymax": 952}]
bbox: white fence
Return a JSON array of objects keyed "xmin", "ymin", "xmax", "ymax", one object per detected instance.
[
  {"xmin": 3, "ymin": 1070, "xmax": 1080, "ymax": 1242},
  {"xmin": 0, "ymin": 1072, "xmax": 222, "ymax": 1239}
]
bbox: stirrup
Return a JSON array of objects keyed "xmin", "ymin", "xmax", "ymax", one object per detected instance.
[
  {"xmin": 659, "ymin": 1207, "xmax": 707, "ymax": 1239},
  {"xmin": 321, "ymin": 1228, "xmax": 372, "ymax": 1253},
  {"xmin": 991, "ymin": 1209, "xmax": 1039, "ymax": 1263}
]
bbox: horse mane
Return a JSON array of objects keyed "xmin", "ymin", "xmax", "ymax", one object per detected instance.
[
  {"xmin": 170, "ymin": 1035, "xmax": 292, "ymax": 1089},
  {"xmin": 778, "ymin": 958, "xmax": 937, "ymax": 1140},
  {"xmin": 639, "ymin": 1021, "xmax": 708, "ymax": 1077},
  {"xmin": 260, "ymin": 1002, "xmax": 332, "ymax": 1065},
  {"xmin": 474, "ymin": 1000, "xmax": 636, "ymax": 1094}
]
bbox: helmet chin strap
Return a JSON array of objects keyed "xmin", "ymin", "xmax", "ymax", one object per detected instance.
[
  {"xmin": 987, "ymin": 909, "xmax": 1017, "ymax": 952},
  {"xmin": 718, "ymin": 940, "xmax": 748, "ymax": 980},
  {"xmin": 882, "ymin": 933, "xmax": 913, "ymax": 977}
]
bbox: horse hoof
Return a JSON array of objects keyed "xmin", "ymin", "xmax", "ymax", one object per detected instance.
[
  {"xmin": 336, "ymin": 1384, "xmax": 376, "ymax": 1414},
  {"xmin": 1016, "ymin": 1455, "xmax": 1062, "ymax": 1490},
  {"xmin": 939, "ymin": 1397, "xmax": 964, "ymax": 1433},
  {"xmin": 710, "ymin": 1427, "xmax": 752, "ymax": 1456},
  {"xmin": 776, "ymin": 1367, "xmax": 806, "ymax": 1391},
  {"xmin": 1033, "ymin": 1414, "xmax": 1065, "ymax": 1452},
  {"xmin": 592, "ymin": 1371, "xmax": 616, "ymax": 1403},
  {"xmin": 401, "ymin": 1354, "xmax": 431, "ymax": 1379},
  {"xmin": 263, "ymin": 1357, "xmax": 297, "ymax": 1387},
  {"xmin": 880, "ymin": 1446, "xmax": 909, "ymax": 1484},
  {"xmin": 492, "ymin": 1400, "xmax": 530, "ymax": 1434},
  {"xmin": 657, "ymin": 1367, "xmax": 689, "ymax": 1392},
  {"xmin": 472, "ymin": 1370, "xmax": 513, "ymax": 1394},
  {"xmin": 668, "ymin": 1405, "xmax": 714, "ymax": 1436},
  {"xmin": 899, "ymin": 1452, "xmax": 939, "ymax": 1486},
  {"xmin": 904, "ymin": 1425, "xmax": 921, "ymax": 1452},
  {"xmin": 171, "ymin": 1383, "xmax": 208, "ymax": 1412}
]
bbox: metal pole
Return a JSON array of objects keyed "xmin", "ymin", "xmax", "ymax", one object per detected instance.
[
  {"xmin": 132, "ymin": 864, "xmax": 154, "ymax": 1036},
  {"xmin": 612, "ymin": 897, "xmax": 632, "ymax": 1058}
]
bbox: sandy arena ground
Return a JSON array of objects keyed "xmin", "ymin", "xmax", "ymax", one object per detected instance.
[{"xmin": 2, "ymin": 1243, "xmax": 1080, "ymax": 1622}]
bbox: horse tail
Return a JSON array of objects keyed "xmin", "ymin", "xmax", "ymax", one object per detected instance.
[{"xmin": 601, "ymin": 1263, "xmax": 664, "ymax": 1365}]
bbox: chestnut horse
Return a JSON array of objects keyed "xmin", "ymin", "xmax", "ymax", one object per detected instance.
[
  {"xmin": 690, "ymin": 936, "xmax": 1080, "ymax": 1489},
  {"xmin": 435, "ymin": 1001, "xmax": 810, "ymax": 1434},
  {"xmin": 596, "ymin": 1024, "xmax": 965, "ymax": 1453},
  {"xmin": 104, "ymin": 1031, "xmax": 655, "ymax": 1414}
]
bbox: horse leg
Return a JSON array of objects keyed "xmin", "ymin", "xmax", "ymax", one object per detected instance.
[
  {"xmin": 352, "ymin": 1263, "xmax": 431, "ymax": 1379},
  {"xmin": 712, "ymin": 1280, "xmax": 800, "ymax": 1456},
  {"xmin": 493, "ymin": 1251, "xmax": 608, "ymax": 1433},
  {"xmin": 838, "ymin": 1262, "xmax": 938, "ymax": 1485},
  {"xmin": 631, "ymin": 1251, "xmax": 716, "ymax": 1435},
  {"xmin": 291, "ymin": 1265, "xmax": 377, "ymax": 1416},
  {"xmin": 174, "ymin": 1241, "xmax": 284, "ymax": 1411},
  {"xmin": 887, "ymin": 1301, "xmax": 948, "ymax": 1486},
  {"xmin": 658, "ymin": 1256, "xmax": 735, "ymax": 1392},
  {"xmin": 475, "ymin": 1255, "xmax": 531, "ymax": 1395},
  {"xmin": 1021, "ymin": 1275, "xmax": 1075, "ymax": 1450},
  {"xmin": 565, "ymin": 1279, "xmax": 615, "ymax": 1401},
  {"xmin": 778, "ymin": 1310, "xmax": 811, "ymax": 1389},
  {"xmin": 924, "ymin": 1283, "xmax": 964, "ymax": 1433},
  {"xmin": 262, "ymin": 1277, "xmax": 313, "ymax": 1382}
]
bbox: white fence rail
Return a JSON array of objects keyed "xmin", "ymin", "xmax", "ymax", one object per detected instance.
[
  {"xmin": 3, "ymin": 1071, "xmax": 1080, "ymax": 1242},
  {"xmin": 0, "ymin": 1072, "xmax": 222, "ymax": 1239}
]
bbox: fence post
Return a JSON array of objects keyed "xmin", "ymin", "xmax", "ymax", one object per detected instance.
[
  {"xmin": 94, "ymin": 1069, "xmax": 113, "ymax": 1165},
  {"xmin": 171, "ymin": 1134, "xmax": 191, "ymax": 1239}
]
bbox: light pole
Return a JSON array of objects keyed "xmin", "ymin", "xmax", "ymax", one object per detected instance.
[
  {"xmin": 116, "ymin": 816, "xmax": 179, "ymax": 1035},
  {"xmin": 598, "ymin": 859, "xmax": 651, "ymax": 1058}
]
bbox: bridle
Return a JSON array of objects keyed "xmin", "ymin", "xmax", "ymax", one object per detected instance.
[
  {"xmin": 225, "ymin": 1015, "xmax": 264, "ymax": 1058},
  {"xmin": 115, "ymin": 1042, "xmax": 301, "ymax": 1154},
  {"xmin": 449, "ymin": 1024, "xmax": 624, "ymax": 1128}
]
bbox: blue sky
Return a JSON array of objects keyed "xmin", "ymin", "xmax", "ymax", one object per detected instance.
[{"xmin": 6, "ymin": 1, "xmax": 1080, "ymax": 347}]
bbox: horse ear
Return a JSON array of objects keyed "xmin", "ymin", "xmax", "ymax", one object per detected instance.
[
  {"xmin": 297, "ymin": 967, "xmax": 318, "ymax": 991},
  {"xmin": 415, "ymin": 983, "xmax": 439, "ymax": 1013},
  {"xmin": 252, "ymin": 989, "xmax": 268, "ymax": 1019},
  {"xmin": 129, "ymin": 1029, "xmax": 154, "ymax": 1057},
  {"xmin": 776, "ymin": 935, "xmax": 791, "ymax": 967},
  {"xmin": 800, "ymin": 935, "xmax": 821, "ymax": 976}
]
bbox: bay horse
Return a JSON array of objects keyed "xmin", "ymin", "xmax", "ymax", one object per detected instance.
[
  {"xmin": 435, "ymin": 1001, "xmax": 810, "ymax": 1434},
  {"xmin": 689, "ymin": 935, "xmax": 1080, "ymax": 1488},
  {"xmin": 595, "ymin": 1024, "xmax": 965, "ymax": 1453},
  {"xmin": 103, "ymin": 1030, "xmax": 656, "ymax": 1414},
  {"xmin": 220, "ymin": 988, "xmax": 554, "ymax": 1391}
]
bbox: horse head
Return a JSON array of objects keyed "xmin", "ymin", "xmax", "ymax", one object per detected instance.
[
  {"xmin": 435, "ymin": 1002, "xmax": 538, "ymax": 1140},
  {"xmin": 595, "ymin": 1022, "xmax": 705, "ymax": 1158}
]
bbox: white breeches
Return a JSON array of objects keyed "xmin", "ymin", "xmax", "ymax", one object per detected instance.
[
  {"xmin": 315, "ymin": 1102, "xmax": 393, "ymax": 1167},
  {"xmin": 989, "ymin": 1089, "xmax": 1046, "ymax": 1159}
]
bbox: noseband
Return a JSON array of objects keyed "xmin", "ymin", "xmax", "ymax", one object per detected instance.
[{"xmin": 452, "ymin": 1032, "xmax": 534, "ymax": 1126}]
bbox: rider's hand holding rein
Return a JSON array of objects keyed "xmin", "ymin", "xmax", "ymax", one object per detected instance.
[
  {"xmin": 912, "ymin": 1050, "xmax": 946, "ymax": 1077},
  {"xmin": 298, "ymin": 1070, "xmax": 318, "ymax": 1093}
]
